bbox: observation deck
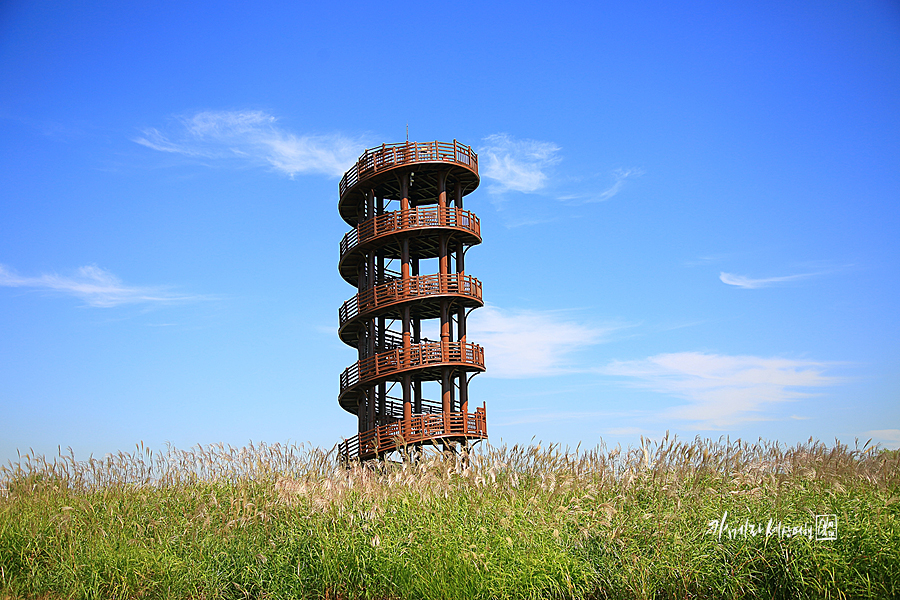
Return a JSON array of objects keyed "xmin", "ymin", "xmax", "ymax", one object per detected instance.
[
  {"xmin": 338, "ymin": 406, "xmax": 487, "ymax": 462},
  {"xmin": 335, "ymin": 140, "xmax": 487, "ymax": 461},
  {"xmin": 338, "ymin": 273, "xmax": 483, "ymax": 347},
  {"xmin": 338, "ymin": 341, "xmax": 485, "ymax": 412},
  {"xmin": 338, "ymin": 141, "xmax": 479, "ymax": 225},
  {"xmin": 338, "ymin": 206, "xmax": 481, "ymax": 286}
]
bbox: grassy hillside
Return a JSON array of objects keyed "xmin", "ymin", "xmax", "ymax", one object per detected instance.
[{"xmin": 1, "ymin": 436, "xmax": 898, "ymax": 599}]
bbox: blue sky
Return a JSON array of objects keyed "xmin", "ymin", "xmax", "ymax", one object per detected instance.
[{"xmin": 2, "ymin": 0, "xmax": 899, "ymax": 464}]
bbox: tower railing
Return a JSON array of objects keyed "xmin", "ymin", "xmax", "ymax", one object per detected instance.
[
  {"xmin": 338, "ymin": 405, "xmax": 487, "ymax": 462},
  {"xmin": 339, "ymin": 140, "xmax": 478, "ymax": 198},
  {"xmin": 339, "ymin": 341, "xmax": 485, "ymax": 396},
  {"xmin": 340, "ymin": 206, "xmax": 481, "ymax": 258},
  {"xmin": 339, "ymin": 273, "xmax": 483, "ymax": 328}
]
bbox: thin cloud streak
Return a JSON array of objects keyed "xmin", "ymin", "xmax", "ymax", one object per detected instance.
[
  {"xmin": 495, "ymin": 410, "xmax": 620, "ymax": 427},
  {"xmin": 720, "ymin": 271, "xmax": 815, "ymax": 289},
  {"xmin": 603, "ymin": 426, "xmax": 655, "ymax": 436},
  {"xmin": 135, "ymin": 110, "xmax": 366, "ymax": 178},
  {"xmin": 558, "ymin": 168, "xmax": 645, "ymax": 204},
  {"xmin": 0, "ymin": 264, "xmax": 203, "ymax": 308},
  {"xmin": 864, "ymin": 429, "xmax": 900, "ymax": 450},
  {"xmin": 468, "ymin": 305, "xmax": 623, "ymax": 378},
  {"xmin": 602, "ymin": 352, "xmax": 840, "ymax": 429},
  {"xmin": 479, "ymin": 133, "xmax": 561, "ymax": 193}
]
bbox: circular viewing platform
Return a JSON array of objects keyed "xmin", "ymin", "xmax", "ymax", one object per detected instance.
[
  {"xmin": 338, "ymin": 273, "xmax": 483, "ymax": 346},
  {"xmin": 338, "ymin": 341, "xmax": 485, "ymax": 413},
  {"xmin": 338, "ymin": 406, "xmax": 487, "ymax": 463},
  {"xmin": 339, "ymin": 206, "xmax": 481, "ymax": 286},
  {"xmin": 339, "ymin": 141, "xmax": 480, "ymax": 225}
]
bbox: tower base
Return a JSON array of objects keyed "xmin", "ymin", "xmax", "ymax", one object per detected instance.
[{"xmin": 338, "ymin": 404, "xmax": 487, "ymax": 462}]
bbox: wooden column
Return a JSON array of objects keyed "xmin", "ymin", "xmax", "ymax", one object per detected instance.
[
  {"xmin": 401, "ymin": 237, "xmax": 412, "ymax": 430},
  {"xmin": 437, "ymin": 170, "xmax": 448, "ymax": 210},
  {"xmin": 440, "ymin": 297, "xmax": 451, "ymax": 418},
  {"xmin": 455, "ymin": 182, "xmax": 468, "ymax": 415},
  {"xmin": 375, "ymin": 193, "xmax": 386, "ymax": 424},
  {"xmin": 399, "ymin": 172, "xmax": 410, "ymax": 226},
  {"xmin": 437, "ymin": 172, "xmax": 453, "ymax": 417},
  {"xmin": 365, "ymin": 191, "xmax": 376, "ymax": 369}
]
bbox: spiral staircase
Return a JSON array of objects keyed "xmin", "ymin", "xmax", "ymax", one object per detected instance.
[{"xmin": 336, "ymin": 141, "xmax": 488, "ymax": 461}]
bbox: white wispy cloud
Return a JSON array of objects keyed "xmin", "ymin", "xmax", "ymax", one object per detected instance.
[
  {"xmin": 864, "ymin": 429, "xmax": 900, "ymax": 450},
  {"xmin": 602, "ymin": 352, "xmax": 839, "ymax": 428},
  {"xmin": 495, "ymin": 410, "xmax": 619, "ymax": 427},
  {"xmin": 557, "ymin": 168, "xmax": 645, "ymax": 204},
  {"xmin": 683, "ymin": 254, "xmax": 731, "ymax": 267},
  {"xmin": 135, "ymin": 110, "xmax": 366, "ymax": 178},
  {"xmin": 0, "ymin": 264, "xmax": 202, "ymax": 308},
  {"xmin": 468, "ymin": 305, "xmax": 622, "ymax": 378},
  {"xmin": 719, "ymin": 271, "xmax": 815, "ymax": 289},
  {"xmin": 603, "ymin": 426, "xmax": 655, "ymax": 436},
  {"xmin": 479, "ymin": 133, "xmax": 562, "ymax": 193}
]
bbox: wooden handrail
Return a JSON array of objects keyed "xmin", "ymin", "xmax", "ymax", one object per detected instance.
[
  {"xmin": 340, "ymin": 206, "xmax": 480, "ymax": 258},
  {"xmin": 339, "ymin": 273, "xmax": 482, "ymax": 329},
  {"xmin": 340, "ymin": 341, "xmax": 485, "ymax": 395},
  {"xmin": 339, "ymin": 406, "xmax": 488, "ymax": 461},
  {"xmin": 376, "ymin": 396, "xmax": 443, "ymax": 420},
  {"xmin": 340, "ymin": 140, "xmax": 478, "ymax": 198}
]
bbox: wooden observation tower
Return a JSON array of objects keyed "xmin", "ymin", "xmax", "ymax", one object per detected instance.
[{"xmin": 336, "ymin": 141, "xmax": 488, "ymax": 461}]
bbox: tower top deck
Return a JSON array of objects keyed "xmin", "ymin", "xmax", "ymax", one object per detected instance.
[{"xmin": 338, "ymin": 140, "xmax": 480, "ymax": 226}]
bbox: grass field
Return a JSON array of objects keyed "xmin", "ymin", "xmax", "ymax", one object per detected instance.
[{"xmin": 1, "ymin": 435, "xmax": 898, "ymax": 599}]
